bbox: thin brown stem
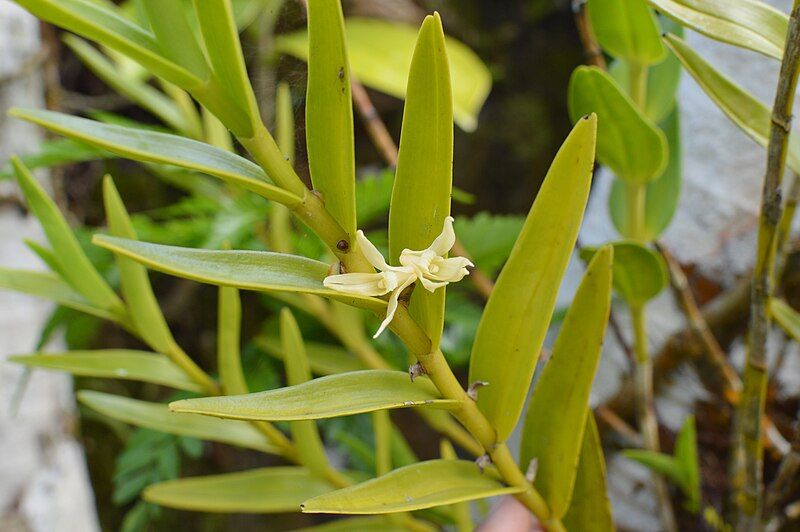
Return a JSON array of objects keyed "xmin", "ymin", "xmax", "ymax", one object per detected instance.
[
  {"xmin": 572, "ymin": 0, "xmax": 607, "ymax": 70},
  {"xmin": 734, "ymin": 4, "xmax": 800, "ymax": 527}
]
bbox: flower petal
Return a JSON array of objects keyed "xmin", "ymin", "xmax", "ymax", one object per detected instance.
[
  {"xmin": 417, "ymin": 274, "xmax": 449, "ymax": 292},
  {"xmin": 428, "ymin": 256, "xmax": 474, "ymax": 282},
  {"xmin": 357, "ymin": 230, "xmax": 391, "ymax": 271},
  {"xmin": 323, "ymin": 272, "xmax": 392, "ymax": 296},
  {"xmin": 427, "ymin": 216, "xmax": 456, "ymax": 256},
  {"xmin": 373, "ymin": 273, "xmax": 417, "ymax": 338}
]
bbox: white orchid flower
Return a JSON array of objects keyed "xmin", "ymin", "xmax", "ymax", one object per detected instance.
[
  {"xmin": 400, "ymin": 217, "xmax": 474, "ymax": 292},
  {"xmin": 323, "ymin": 217, "xmax": 472, "ymax": 338}
]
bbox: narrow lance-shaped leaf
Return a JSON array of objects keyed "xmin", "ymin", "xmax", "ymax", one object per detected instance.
[
  {"xmin": 519, "ymin": 245, "xmax": 613, "ymax": 519},
  {"xmin": 588, "ymin": 0, "xmax": 665, "ymax": 64},
  {"xmin": 468, "ymin": 114, "xmax": 597, "ymax": 440},
  {"xmin": 257, "ymin": 336, "xmax": 367, "ymax": 376},
  {"xmin": 140, "ymin": 0, "xmax": 210, "ymax": 80},
  {"xmin": 275, "ymin": 18, "xmax": 492, "ymax": 131},
  {"xmin": 103, "ymin": 176, "xmax": 177, "ymax": 356},
  {"xmin": 144, "ymin": 467, "xmax": 332, "ymax": 513},
  {"xmin": 13, "ymin": 0, "xmax": 201, "ymax": 88},
  {"xmin": 11, "ymin": 350, "xmax": 204, "ymax": 392},
  {"xmin": 0, "ymin": 267, "xmax": 117, "ymax": 322},
  {"xmin": 92, "ymin": 235, "xmax": 387, "ymax": 313},
  {"xmin": 281, "ymin": 308, "xmax": 332, "ymax": 478},
  {"xmin": 10, "ymin": 109, "xmax": 301, "ymax": 205},
  {"xmin": 63, "ymin": 35, "xmax": 190, "ymax": 134},
  {"xmin": 439, "ymin": 440, "xmax": 473, "ymax": 532},
  {"xmin": 276, "ymin": 82, "xmax": 296, "ymax": 164},
  {"xmin": 663, "ymin": 34, "xmax": 800, "ymax": 174},
  {"xmin": 11, "ymin": 157, "xmax": 125, "ymax": 315},
  {"xmin": 769, "ymin": 298, "xmax": 800, "ymax": 343},
  {"xmin": 568, "ymin": 66, "xmax": 667, "ymax": 184},
  {"xmin": 649, "ymin": 0, "xmax": 788, "ymax": 60},
  {"xmin": 305, "ymin": 0, "xmax": 356, "ymax": 237},
  {"xmin": 301, "ymin": 460, "xmax": 524, "ymax": 514},
  {"xmin": 562, "ymin": 415, "xmax": 615, "ymax": 532},
  {"xmin": 77, "ymin": 390, "xmax": 278, "ymax": 453},
  {"xmin": 389, "ymin": 13, "xmax": 453, "ymax": 347},
  {"xmin": 218, "ymin": 286, "xmax": 248, "ymax": 395},
  {"xmin": 169, "ymin": 370, "xmax": 461, "ymax": 421},
  {"xmin": 192, "ymin": 0, "xmax": 259, "ymax": 136},
  {"xmin": 674, "ymin": 415, "xmax": 700, "ymax": 513}
]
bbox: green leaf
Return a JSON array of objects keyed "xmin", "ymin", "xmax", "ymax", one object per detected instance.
[
  {"xmin": 674, "ymin": 415, "xmax": 700, "ymax": 513},
  {"xmin": 143, "ymin": 467, "xmax": 331, "ymax": 513},
  {"xmin": 194, "ymin": 0, "xmax": 259, "ymax": 122},
  {"xmin": 562, "ymin": 416, "xmax": 615, "ymax": 532},
  {"xmin": 77, "ymin": 390, "xmax": 278, "ymax": 453},
  {"xmin": 610, "ymin": 109, "xmax": 683, "ymax": 239},
  {"xmin": 301, "ymin": 460, "xmax": 524, "ymax": 514},
  {"xmin": 581, "ymin": 241, "xmax": 667, "ymax": 306},
  {"xmin": 622, "ymin": 449, "xmax": 685, "ymax": 488},
  {"xmin": 588, "ymin": 0, "xmax": 665, "ymax": 64},
  {"xmin": 0, "ymin": 138, "xmax": 111, "ymax": 179},
  {"xmin": 275, "ymin": 82, "xmax": 296, "ymax": 164},
  {"xmin": 11, "ymin": 157, "xmax": 125, "ymax": 314},
  {"xmin": 649, "ymin": 0, "xmax": 788, "ymax": 60},
  {"xmin": 169, "ymin": 370, "xmax": 461, "ymax": 421},
  {"xmin": 568, "ymin": 66, "xmax": 667, "ymax": 184},
  {"xmin": 218, "ymin": 286, "xmax": 248, "ymax": 395},
  {"xmin": 453, "ymin": 213, "xmax": 525, "ymax": 277},
  {"xmin": 305, "ymin": 0, "xmax": 356, "ymax": 237},
  {"xmin": 438, "ymin": 440, "xmax": 472, "ymax": 532},
  {"xmin": 257, "ymin": 336, "xmax": 367, "ymax": 376},
  {"xmin": 14, "ymin": 0, "xmax": 201, "ymax": 88},
  {"xmin": 389, "ymin": 13, "xmax": 453, "ymax": 347},
  {"xmin": 103, "ymin": 176, "xmax": 178, "ymax": 356},
  {"xmin": 10, "ymin": 350, "xmax": 203, "ymax": 392},
  {"xmin": 280, "ymin": 308, "xmax": 332, "ymax": 477},
  {"xmin": 10, "ymin": 109, "xmax": 301, "ymax": 205},
  {"xmin": 276, "ymin": 18, "xmax": 491, "ymax": 131},
  {"xmin": 139, "ymin": 0, "xmax": 209, "ymax": 80},
  {"xmin": 663, "ymin": 34, "xmax": 800, "ymax": 175},
  {"xmin": 468, "ymin": 115, "xmax": 597, "ymax": 440},
  {"xmin": 770, "ymin": 298, "xmax": 800, "ymax": 342},
  {"xmin": 298, "ymin": 516, "xmax": 407, "ymax": 531},
  {"xmin": 63, "ymin": 34, "xmax": 192, "ymax": 135},
  {"xmin": 92, "ymin": 236, "xmax": 387, "ymax": 313},
  {"xmin": 0, "ymin": 267, "xmax": 118, "ymax": 322},
  {"xmin": 519, "ymin": 246, "xmax": 613, "ymax": 519}
]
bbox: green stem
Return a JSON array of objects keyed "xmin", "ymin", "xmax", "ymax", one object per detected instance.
[
  {"xmin": 164, "ymin": 340, "xmax": 220, "ymax": 395},
  {"xmin": 628, "ymin": 61, "xmax": 648, "ymax": 109},
  {"xmin": 626, "ymin": 182, "xmax": 646, "ymax": 241},
  {"xmin": 733, "ymin": 5, "xmax": 800, "ymax": 528}
]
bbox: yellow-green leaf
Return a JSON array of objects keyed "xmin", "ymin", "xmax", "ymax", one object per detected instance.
[
  {"xmin": 281, "ymin": 308, "xmax": 331, "ymax": 477},
  {"xmin": 276, "ymin": 18, "xmax": 491, "ymax": 131},
  {"xmin": 192, "ymin": 0, "xmax": 259, "ymax": 136},
  {"xmin": 103, "ymin": 176, "xmax": 176, "ymax": 355},
  {"xmin": 77, "ymin": 390, "xmax": 277, "ymax": 453},
  {"xmin": 674, "ymin": 415, "xmax": 700, "ymax": 513},
  {"xmin": 562, "ymin": 415, "xmax": 614, "ymax": 532},
  {"xmin": 140, "ymin": 0, "xmax": 209, "ymax": 80},
  {"xmin": 770, "ymin": 298, "xmax": 800, "ymax": 342},
  {"xmin": 144, "ymin": 467, "xmax": 331, "ymax": 513},
  {"xmin": 218, "ymin": 286, "xmax": 248, "ymax": 395},
  {"xmin": 92, "ymin": 235, "xmax": 386, "ymax": 313},
  {"xmin": 649, "ymin": 0, "xmax": 788, "ymax": 60},
  {"xmin": 0, "ymin": 267, "xmax": 117, "ymax": 322},
  {"xmin": 588, "ymin": 0, "xmax": 665, "ymax": 64},
  {"xmin": 519, "ymin": 246, "xmax": 613, "ymax": 518},
  {"xmin": 305, "ymin": 0, "xmax": 356, "ymax": 237},
  {"xmin": 63, "ymin": 35, "xmax": 190, "ymax": 134},
  {"xmin": 663, "ymin": 34, "xmax": 800, "ymax": 174},
  {"xmin": 580, "ymin": 241, "xmax": 667, "ymax": 306},
  {"xmin": 11, "ymin": 157, "xmax": 125, "ymax": 314},
  {"xmin": 257, "ymin": 336, "xmax": 367, "ymax": 376},
  {"xmin": 568, "ymin": 66, "xmax": 667, "ymax": 184},
  {"xmin": 169, "ymin": 370, "xmax": 460, "ymax": 421},
  {"xmin": 301, "ymin": 460, "xmax": 524, "ymax": 514},
  {"xmin": 13, "ymin": 0, "xmax": 201, "ymax": 88},
  {"xmin": 10, "ymin": 350, "xmax": 203, "ymax": 392},
  {"xmin": 388, "ymin": 13, "xmax": 453, "ymax": 347},
  {"xmin": 10, "ymin": 109, "xmax": 301, "ymax": 205},
  {"xmin": 468, "ymin": 115, "xmax": 597, "ymax": 440}
]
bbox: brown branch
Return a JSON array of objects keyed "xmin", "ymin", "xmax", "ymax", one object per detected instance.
[{"xmin": 572, "ymin": 0, "xmax": 607, "ymax": 70}]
